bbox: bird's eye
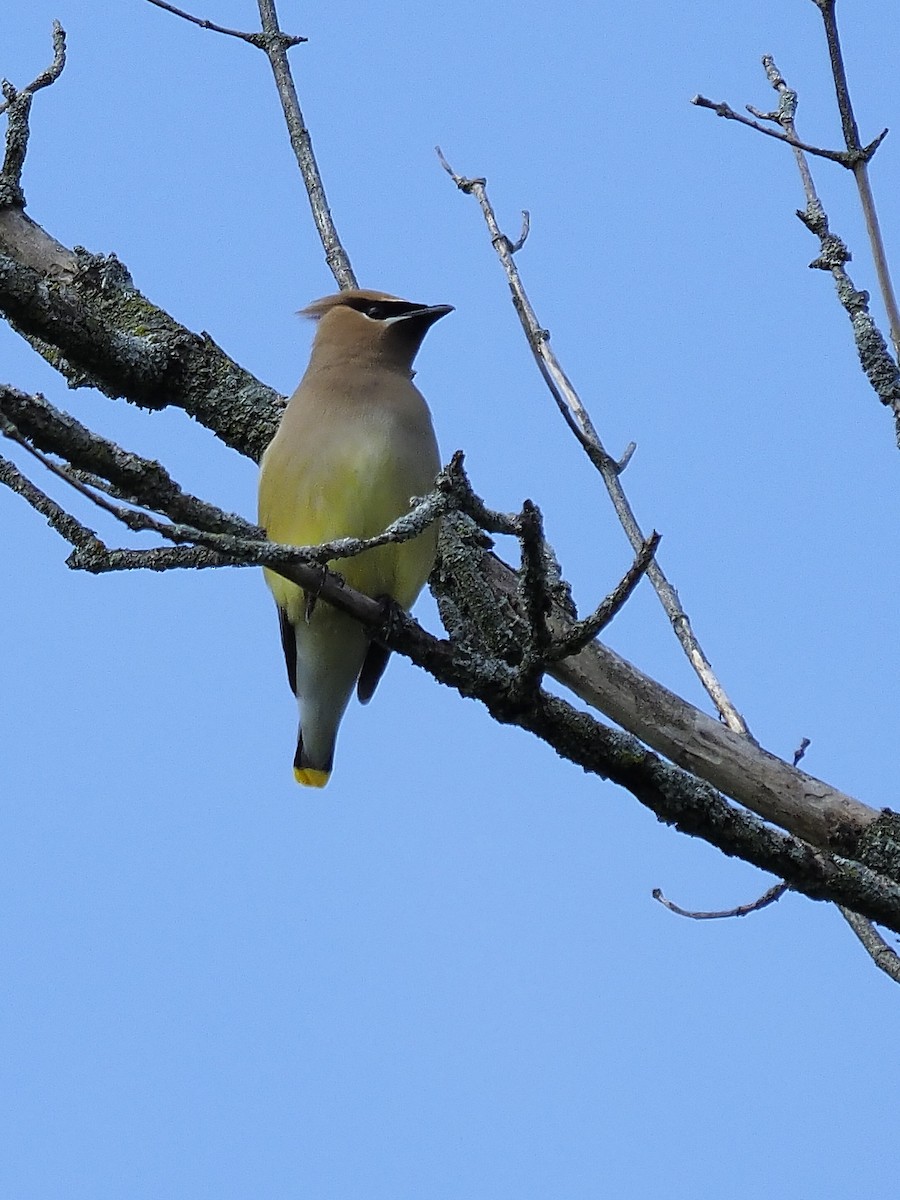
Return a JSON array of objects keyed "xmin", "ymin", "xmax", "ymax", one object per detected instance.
[{"xmin": 364, "ymin": 302, "xmax": 389, "ymax": 320}]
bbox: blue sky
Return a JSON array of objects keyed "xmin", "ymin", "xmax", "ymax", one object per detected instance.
[{"xmin": 3, "ymin": 2, "xmax": 900, "ymax": 1197}]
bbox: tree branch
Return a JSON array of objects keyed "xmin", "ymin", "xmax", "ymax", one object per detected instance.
[
  {"xmin": 548, "ymin": 531, "xmax": 660, "ymax": 662},
  {"xmin": 839, "ymin": 907, "xmax": 900, "ymax": 984},
  {"xmin": 0, "ymin": 385, "xmax": 250, "ymax": 533},
  {"xmin": 0, "ymin": 227, "xmax": 283, "ymax": 460},
  {"xmin": 691, "ymin": 94, "xmax": 853, "ymax": 163},
  {"xmin": 4, "ymin": 14, "xmax": 900, "ymax": 968},
  {"xmin": 436, "ymin": 148, "xmax": 753, "ymax": 739},
  {"xmin": 695, "ymin": 52, "xmax": 900, "ymax": 442},
  {"xmin": 146, "ymin": 0, "xmax": 307, "ymax": 48},
  {"xmin": 0, "ymin": 450, "xmax": 101, "ymax": 551},
  {"xmin": 811, "ymin": 0, "xmax": 900, "ymax": 359},
  {"xmin": 652, "ymin": 882, "xmax": 788, "ymax": 921}
]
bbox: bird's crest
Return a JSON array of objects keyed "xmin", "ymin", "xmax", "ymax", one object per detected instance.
[{"xmin": 299, "ymin": 289, "xmax": 404, "ymax": 321}]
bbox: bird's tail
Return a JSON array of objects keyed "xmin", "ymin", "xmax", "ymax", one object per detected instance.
[
  {"xmin": 290, "ymin": 609, "xmax": 370, "ymax": 788},
  {"xmin": 293, "ymin": 739, "xmax": 331, "ymax": 788}
]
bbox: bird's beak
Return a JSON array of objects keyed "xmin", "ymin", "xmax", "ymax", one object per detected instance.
[{"xmin": 385, "ymin": 304, "xmax": 454, "ymax": 329}]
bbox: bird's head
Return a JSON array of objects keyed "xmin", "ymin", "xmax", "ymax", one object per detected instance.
[{"xmin": 300, "ymin": 289, "xmax": 453, "ymax": 372}]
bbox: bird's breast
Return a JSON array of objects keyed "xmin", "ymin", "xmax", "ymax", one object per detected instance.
[{"xmin": 259, "ymin": 380, "xmax": 440, "ymax": 616}]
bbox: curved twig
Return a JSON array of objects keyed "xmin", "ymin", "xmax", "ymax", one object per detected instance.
[
  {"xmin": 652, "ymin": 882, "xmax": 788, "ymax": 921},
  {"xmin": 436, "ymin": 147, "xmax": 753, "ymax": 738}
]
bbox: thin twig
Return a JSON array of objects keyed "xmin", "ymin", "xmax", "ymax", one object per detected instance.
[
  {"xmin": 0, "ymin": 21, "xmax": 67, "ymax": 208},
  {"xmin": 514, "ymin": 499, "xmax": 553, "ymax": 695},
  {"xmin": 793, "ymin": 737, "xmax": 811, "ymax": 767},
  {"xmin": 812, "ymin": 0, "xmax": 900, "ymax": 359},
  {"xmin": 146, "ymin": 0, "xmax": 306, "ymax": 48},
  {"xmin": 548, "ymin": 531, "xmax": 660, "ymax": 662},
  {"xmin": 255, "ymin": 0, "xmax": 356, "ymax": 287},
  {"xmin": 69, "ymin": 544, "xmax": 234, "ymax": 573},
  {"xmin": 757, "ymin": 55, "xmax": 822, "ymax": 212},
  {"xmin": 0, "ymin": 385, "xmax": 250, "ymax": 534},
  {"xmin": 0, "ymin": 19, "xmax": 66, "ymax": 117},
  {"xmin": 146, "ymin": 0, "xmax": 352, "ymax": 287},
  {"xmin": 691, "ymin": 95, "xmax": 851, "ymax": 163},
  {"xmin": 838, "ymin": 907, "xmax": 900, "ymax": 984},
  {"xmin": 1, "ymin": 412, "xmax": 206, "ymax": 541},
  {"xmin": 758, "ymin": 55, "xmax": 900, "ymax": 437},
  {"xmin": 697, "ymin": 56, "xmax": 900, "ymax": 441},
  {"xmin": 436, "ymin": 452, "xmax": 520, "ymax": 536},
  {"xmin": 436, "ymin": 147, "xmax": 752, "ymax": 738},
  {"xmin": 0, "ymin": 451, "xmax": 102, "ymax": 552},
  {"xmin": 652, "ymin": 882, "xmax": 788, "ymax": 920},
  {"xmin": 3, "ymin": 408, "xmax": 448, "ymax": 583}
]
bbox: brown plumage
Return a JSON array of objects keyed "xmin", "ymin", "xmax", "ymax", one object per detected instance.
[{"xmin": 258, "ymin": 289, "xmax": 452, "ymax": 786}]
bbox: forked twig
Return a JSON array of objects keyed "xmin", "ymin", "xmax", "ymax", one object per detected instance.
[
  {"xmin": 146, "ymin": 0, "xmax": 354, "ymax": 288},
  {"xmin": 548, "ymin": 532, "xmax": 660, "ymax": 662},
  {"xmin": 145, "ymin": 0, "xmax": 305, "ymax": 47},
  {"xmin": 0, "ymin": 19, "xmax": 66, "ymax": 117},
  {"xmin": 436, "ymin": 147, "xmax": 752, "ymax": 739},
  {"xmin": 813, "ymin": 0, "xmax": 900, "ymax": 358},
  {"xmin": 691, "ymin": 95, "xmax": 853, "ymax": 163},
  {"xmin": 696, "ymin": 50, "xmax": 900, "ymax": 437}
]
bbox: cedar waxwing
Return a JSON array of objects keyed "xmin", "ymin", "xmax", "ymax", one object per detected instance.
[{"xmin": 258, "ymin": 288, "xmax": 452, "ymax": 787}]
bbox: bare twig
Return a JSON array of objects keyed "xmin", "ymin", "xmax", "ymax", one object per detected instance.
[
  {"xmin": 793, "ymin": 737, "xmax": 811, "ymax": 767},
  {"xmin": 0, "ymin": 411, "xmax": 218, "ymax": 543},
  {"xmin": 839, "ymin": 907, "xmax": 900, "ymax": 985},
  {"xmin": 436, "ymin": 452, "xmax": 520, "ymax": 536},
  {"xmin": 760, "ymin": 55, "xmax": 900, "ymax": 436},
  {"xmin": 0, "ymin": 462, "xmax": 241, "ymax": 575},
  {"xmin": 436, "ymin": 147, "xmax": 752, "ymax": 738},
  {"xmin": 146, "ymin": 0, "xmax": 352, "ymax": 287},
  {"xmin": 0, "ymin": 19, "xmax": 66, "ymax": 117},
  {"xmin": 0, "ymin": 385, "xmax": 251, "ymax": 534},
  {"xmin": 5, "ymin": 408, "xmax": 446, "ymax": 569},
  {"xmin": 0, "ymin": 451, "xmax": 102, "ymax": 552},
  {"xmin": 701, "ymin": 49, "xmax": 900, "ymax": 423},
  {"xmin": 697, "ymin": 56, "xmax": 900, "ymax": 443},
  {"xmin": 255, "ymin": 0, "xmax": 355, "ymax": 287},
  {"xmin": 0, "ymin": 21, "xmax": 67, "ymax": 209},
  {"xmin": 548, "ymin": 531, "xmax": 660, "ymax": 662},
  {"xmin": 812, "ymin": 0, "xmax": 900, "ymax": 359},
  {"xmin": 69, "ymin": 544, "xmax": 235, "ymax": 574},
  {"xmin": 691, "ymin": 95, "xmax": 850, "ymax": 163},
  {"xmin": 146, "ymin": 0, "xmax": 306, "ymax": 48},
  {"xmin": 652, "ymin": 882, "xmax": 788, "ymax": 920},
  {"xmin": 509, "ymin": 210, "xmax": 530, "ymax": 253}
]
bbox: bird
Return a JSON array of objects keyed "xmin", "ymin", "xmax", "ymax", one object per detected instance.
[{"xmin": 258, "ymin": 288, "xmax": 452, "ymax": 787}]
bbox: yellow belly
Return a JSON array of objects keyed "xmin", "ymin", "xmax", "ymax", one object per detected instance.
[{"xmin": 259, "ymin": 424, "xmax": 438, "ymax": 620}]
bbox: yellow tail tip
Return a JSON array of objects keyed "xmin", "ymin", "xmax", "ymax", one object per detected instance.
[{"xmin": 294, "ymin": 766, "xmax": 330, "ymax": 788}]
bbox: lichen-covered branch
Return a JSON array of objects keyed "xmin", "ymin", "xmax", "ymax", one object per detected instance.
[
  {"xmin": 839, "ymin": 907, "xmax": 900, "ymax": 984},
  {"xmin": 0, "ymin": 384, "xmax": 250, "ymax": 532},
  {"xmin": 0, "ymin": 226, "xmax": 283, "ymax": 460},
  {"xmin": 695, "ymin": 51, "xmax": 900, "ymax": 443}
]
